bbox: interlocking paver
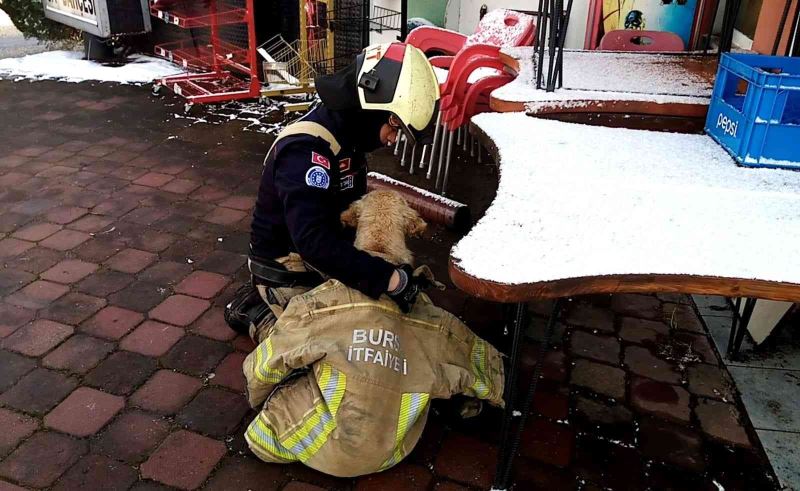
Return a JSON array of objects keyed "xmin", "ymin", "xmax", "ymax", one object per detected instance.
[
  {"xmin": 45, "ymin": 386, "xmax": 121, "ymax": 434},
  {"xmin": 130, "ymin": 370, "xmax": 203, "ymax": 414},
  {"xmin": 39, "ymin": 229, "xmax": 91, "ymax": 251},
  {"xmin": 638, "ymin": 417, "xmax": 704, "ymax": 470},
  {"xmin": 354, "ymin": 462, "xmax": 433, "ymax": 491},
  {"xmin": 687, "ymin": 364, "xmax": 734, "ymax": 400},
  {"xmin": 630, "ymin": 377, "xmax": 691, "ymax": 423},
  {"xmin": 39, "ymin": 292, "xmax": 107, "ymax": 325},
  {"xmin": 0, "ymin": 432, "xmax": 87, "ymax": 488},
  {"xmin": 105, "ymin": 248, "xmax": 157, "ymax": 273},
  {"xmin": 51, "ymin": 454, "xmax": 138, "ymax": 491},
  {"xmin": 42, "ymin": 334, "xmax": 114, "ymax": 374},
  {"xmin": 175, "ymin": 271, "xmax": 230, "ymax": 299},
  {"xmin": 624, "ymin": 346, "xmax": 681, "ymax": 384},
  {"xmin": 0, "ymin": 238, "xmax": 34, "ymax": 259},
  {"xmin": 564, "ymin": 303, "xmax": 616, "ymax": 332},
  {"xmin": 93, "ymin": 411, "xmax": 171, "ymax": 463},
  {"xmin": 0, "ymin": 350, "xmax": 36, "ymax": 392},
  {"xmin": 0, "ymin": 408, "xmax": 38, "ymax": 457},
  {"xmin": 68, "ymin": 214, "xmax": 115, "ymax": 233},
  {"xmin": 520, "ymin": 418, "xmax": 574, "ymax": 468},
  {"xmin": 0, "ymin": 368, "xmax": 78, "ymax": 414},
  {"xmin": 190, "ymin": 307, "xmax": 236, "ymax": 341},
  {"xmin": 85, "ymin": 351, "xmax": 157, "ymax": 395},
  {"xmin": 695, "ymin": 398, "xmax": 751, "ymax": 447},
  {"xmin": 176, "ymin": 387, "xmax": 250, "ymax": 437},
  {"xmin": 120, "ymin": 321, "xmax": 184, "ymax": 357},
  {"xmin": 149, "ymin": 295, "xmax": 210, "ymax": 327},
  {"xmin": 108, "ymin": 281, "xmax": 170, "ymax": 312},
  {"xmin": 210, "ymin": 352, "xmax": 247, "ymax": 392},
  {"xmin": 140, "ymin": 430, "xmax": 227, "ymax": 490},
  {"xmin": 134, "ymin": 172, "xmax": 174, "ymax": 188},
  {"xmin": 0, "ymin": 304, "xmax": 34, "ymax": 339},
  {"xmin": 1, "ymin": 319, "xmax": 73, "ymax": 357},
  {"xmin": 161, "ymin": 178, "xmax": 200, "ymax": 194},
  {"xmin": 161, "ymin": 335, "xmax": 231, "ymax": 376},
  {"xmin": 203, "ymin": 456, "xmax": 286, "ymax": 491},
  {"xmin": 610, "ymin": 294, "xmax": 662, "ymax": 320},
  {"xmin": 76, "ymin": 270, "xmax": 134, "ymax": 297},
  {"xmin": 11, "ymin": 223, "xmax": 62, "ymax": 242},
  {"xmin": 81, "ymin": 306, "xmax": 144, "ymax": 340},
  {"xmin": 217, "ymin": 195, "xmax": 255, "ymax": 211},
  {"xmin": 570, "ymin": 358, "xmax": 626, "ymax": 400},
  {"xmin": 41, "ymin": 259, "xmax": 99, "ymax": 284},
  {"xmin": 570, "ymin": 330, "xmax": 620, "ymax": 365},
  {"xmin": 45, "ymin": 206, "xmax": 88, "ymax": 225},
  {"xmin": 435, "ymin": 433, "xmax": 497, "ymax": 489},
  {"xmin": 73, "ymin": 238, "xmax": 122, "ymax": 262}
]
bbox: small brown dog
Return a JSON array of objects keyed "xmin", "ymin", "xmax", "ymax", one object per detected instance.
[{"xmin": 341, "ymin": 190, "xmax": 426, "ymax": 266}]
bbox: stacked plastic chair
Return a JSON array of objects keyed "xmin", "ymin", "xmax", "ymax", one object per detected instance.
[{"xmin": 402, "ymin": 9, "xmax": 536, "ymax": 195}]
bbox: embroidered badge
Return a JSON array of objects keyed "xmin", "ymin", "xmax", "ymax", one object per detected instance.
[
  {"xmin": 339, "ymin": 158, "xmax": 351, "ymax": 172},
  {"xmin": 340, "ymin": 174, "xmax": 354, "ymax": 190},
  {"xmin": 305, "ymin": 166, "xmax": 330, "ymax": 189},
  {"xmin": 311, "ymin": 151, "xmax": 331, "ymax": 169}
]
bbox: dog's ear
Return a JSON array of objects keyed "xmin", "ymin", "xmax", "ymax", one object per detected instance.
[
  {"xmin": 405, "ymin": 208, "xmax": 427, "ymax": 237},
  {"xmin": 340, "ymin": 200, "xmax": 361, "ymax": 228}
]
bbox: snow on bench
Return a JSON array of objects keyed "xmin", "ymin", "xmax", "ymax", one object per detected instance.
[{"xmin": 450, "ymin": 112, "xmax": 800, "ymax": 302}]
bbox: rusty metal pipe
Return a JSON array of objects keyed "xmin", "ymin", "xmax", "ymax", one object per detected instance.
[{"xmin": 367, "ymin": 172, "xmax": 471, "ymax": 231}]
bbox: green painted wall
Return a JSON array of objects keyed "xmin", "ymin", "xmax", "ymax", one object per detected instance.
[{"xmin": 409, "ymin": 0, "xmax": 449, "ymax": 26}]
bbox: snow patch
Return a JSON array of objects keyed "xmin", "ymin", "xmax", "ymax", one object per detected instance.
[
  {"xmin": 367, "ymin": 172, "xmax": 466, "ymax": 208},
  {"xmin": 0, "ymin": 50, "xmax": 183, "ymax": 84},
  {"xmin": 452, "ymin": 113, "xmax": 800, "ymax": 286}
]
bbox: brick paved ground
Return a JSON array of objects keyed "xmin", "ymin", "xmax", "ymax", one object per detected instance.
[{"xmin": 0, "ymin": 78, "xmax": 780, "ymax": 490}]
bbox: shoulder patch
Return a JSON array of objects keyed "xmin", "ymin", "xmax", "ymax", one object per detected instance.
[
  {"xmin": 339, "ymin": 158, "xmax": 351, "ymax": 172},
  {"xmin": 311, "ymin": 151, "xmax": 331, "ymax": 169},
  {"xmin": 305, "ymin": 166, "xmax": 330, "ymax": 189}
]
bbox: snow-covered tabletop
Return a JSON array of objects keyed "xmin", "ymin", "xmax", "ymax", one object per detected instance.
[
  {"xmin": 491, "ymin": 48, "xmax": 717, "ymax": 116},
  {"xmin": 450, "ymin": 113, "xmax": 800, "ymax": 302}
]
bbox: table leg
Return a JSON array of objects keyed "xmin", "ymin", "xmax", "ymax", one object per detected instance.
[
  {"xmin": 492, "ymin": 299, "xmax": 562, "ymax": 490},
  {"xmin": 727, "ymin": 298, "xmax": 757, "ymax": 360}
]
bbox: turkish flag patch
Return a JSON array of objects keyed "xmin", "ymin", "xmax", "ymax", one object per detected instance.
[
  {"xmin": 339, "ymin": 158, "xmax": 351, "ymax": 172},
  {"xmin": 311, "ymin": 151, "xmax": 330, "ymax": 169}
]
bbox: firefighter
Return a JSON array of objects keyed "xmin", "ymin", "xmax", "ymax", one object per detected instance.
[
  {"xmin": 226, "ymin": 42, "xmax": 440, "ymax": 341},
  {"xmin": 242, "ymin": 273, "xmax": 505, "ymax": 477}
]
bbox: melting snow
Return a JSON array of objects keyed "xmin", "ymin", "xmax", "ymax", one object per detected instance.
[
  {"xmin": 0, "ymin": 50, "xmax": 182, "ymax": 84},
  {"xmin": 452, "ymin": 113, "xmax": 800, "ymax": 286}
]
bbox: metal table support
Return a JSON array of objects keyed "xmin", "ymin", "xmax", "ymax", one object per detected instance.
[
  {"xmin": 492, "ymin": 299, "xmax": 563, "ymax": 490},
  {"xmin": 726, "ymin": 297, "xmax": 758, "ymax": 360}
]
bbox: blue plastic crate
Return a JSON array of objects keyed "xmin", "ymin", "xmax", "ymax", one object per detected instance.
[{"xmin": 705, "ymin": 52, "xmax": 800, "ymax": 170}]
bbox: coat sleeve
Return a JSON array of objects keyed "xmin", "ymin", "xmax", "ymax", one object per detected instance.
[{"xmin": 274, "ymin": 141, "xmax": 396, "ymax": 299}]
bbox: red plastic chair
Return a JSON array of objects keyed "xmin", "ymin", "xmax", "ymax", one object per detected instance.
[
  {"xmin": 598, "ymin": 30, "xmax": 685, "ymax": 52},
  {"xmin": 407, "ymin": 9, "xmax": 536, "ymax": 69}
]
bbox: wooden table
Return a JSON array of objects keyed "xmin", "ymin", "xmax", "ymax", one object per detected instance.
[
  {"xmin": 490, "ymin": 48, "xmax": 719, "ymax": 132},
  {"xmin": 453, "ymin": 113, "xmax": 800, "ymax": 489}
]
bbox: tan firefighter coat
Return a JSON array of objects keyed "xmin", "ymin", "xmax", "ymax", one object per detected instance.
[{"xmin": 242, "ymin": 278, "xmax": 505, "ymax": 477}]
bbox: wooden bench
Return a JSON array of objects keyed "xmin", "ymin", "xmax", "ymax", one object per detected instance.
[{"xmin": 453, "ymin": 113, "xmax": 800, "ymax": 489}]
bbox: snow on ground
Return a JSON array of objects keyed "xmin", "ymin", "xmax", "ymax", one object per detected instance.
[
  {"xmin": 452, "ymin": 112, "xmax": 800, "ymax": 286},
  {"xmin": 0, "ymin": 50, "xmax": 182, "ymax": 84}
]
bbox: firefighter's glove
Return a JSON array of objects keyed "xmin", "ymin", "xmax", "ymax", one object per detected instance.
[{"xmin": 388, "ymin": 264, "xmax": 429, "ymax": 313}]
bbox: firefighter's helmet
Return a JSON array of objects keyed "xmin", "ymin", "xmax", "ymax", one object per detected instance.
[{"xmin": 315, "ymin": 42, "xmax": 440, "ymax": 146}]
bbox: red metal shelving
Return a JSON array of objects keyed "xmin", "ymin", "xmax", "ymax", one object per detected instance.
[{"xmin": 150, "ymin": 2, "xmax": 247, "ymax": 28}]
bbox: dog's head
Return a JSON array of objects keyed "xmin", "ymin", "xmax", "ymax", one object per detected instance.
[{"xmin": 341, "ymin": 190, "xmax": 427, "ymax": 265}]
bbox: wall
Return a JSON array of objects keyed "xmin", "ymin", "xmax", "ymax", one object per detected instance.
[{"xmin": 752, "ymin": 0, "xmax": 798, "ymax": 54}]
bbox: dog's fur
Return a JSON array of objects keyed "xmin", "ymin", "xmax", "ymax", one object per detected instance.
[{"xmin": 341, "ymin": 190, "xmax": 426, "ymax": 266}]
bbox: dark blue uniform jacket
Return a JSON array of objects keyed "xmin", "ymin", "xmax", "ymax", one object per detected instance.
[{"xmin": 250, "ymin": 104, "xmax": 395, "ymax": 299}]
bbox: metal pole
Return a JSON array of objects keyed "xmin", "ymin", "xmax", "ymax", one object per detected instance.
[
  {"xmin": 400, "ymin": 0, "xmax": 408, "ymax": 40},
  {"xmin": 435, "ymin": 129, "xmax": 451, "ymax": 190},
  {"xmin": 441, "ymin": 130, "xmax": 456, "ymax": 195},
  {"xmin": 362, "ymin": 0, "xmax": 370, "ymax": 48},
  {"xmin": 409, "ymin": 144, "xmax": 417, "ymax": 174},
  {"xmin": 400, "ymin": 135, "xmax": 409, "ymax": 167},
  {"xmin": 394, "ymin": 131, "xmax": 403, "ymax": 156},
  {"xmin": 427, "ymin": 113, "xmax": 442, "ymax": 179}
]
